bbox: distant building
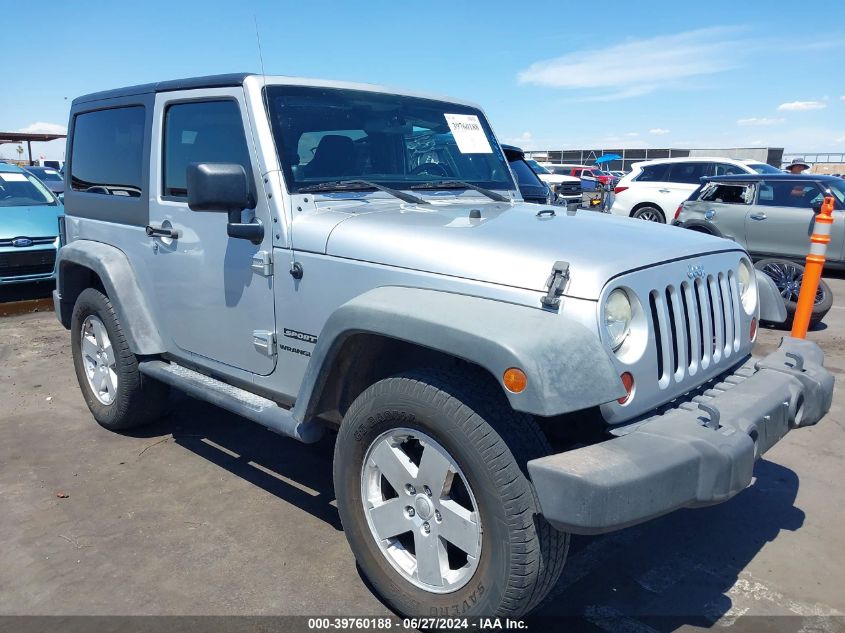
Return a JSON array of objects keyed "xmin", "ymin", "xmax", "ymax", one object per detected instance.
[{"xmin": 524, "ymin": 147, "xmax": 784, "ymax": 172}]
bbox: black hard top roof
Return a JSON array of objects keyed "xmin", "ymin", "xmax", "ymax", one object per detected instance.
[{"xmin": 73, "ymin": 73, "xmax": 254, "ymax": 105}]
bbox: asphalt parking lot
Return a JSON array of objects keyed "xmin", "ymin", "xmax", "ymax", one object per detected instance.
[{"xmin": 2, "ymin": 279, "xmax": 845, "ymax": 631}]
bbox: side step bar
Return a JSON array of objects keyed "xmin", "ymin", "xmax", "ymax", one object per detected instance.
[{"xmin": 138, "ymin": 360, "xmax": 324, "ymax": 444}]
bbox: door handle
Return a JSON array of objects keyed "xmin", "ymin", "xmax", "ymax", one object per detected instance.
[
  {"xmin": 658, "ymin": 189, "xmax": 671, "ymax": 193},
  {"xmin": 146, "ymin": 225, "xmax": 180, "ymax": 239},
  {"xmin": 749, "ymin": 213, "xmax": 767, "ymax": 221}
]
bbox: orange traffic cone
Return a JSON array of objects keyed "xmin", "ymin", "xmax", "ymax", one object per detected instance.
[{"xmin": 791, "ymin": 195, "xmax": 836, "ymax": 338}]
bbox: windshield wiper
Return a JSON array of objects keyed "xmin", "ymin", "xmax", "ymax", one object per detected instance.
[
  {"xmin": 410, "ymin": 180, "xmax": 509, "ymax": 202},
  {"xmin": 298, "ymin": 180, "xmax": 428, "ymax": 205}
]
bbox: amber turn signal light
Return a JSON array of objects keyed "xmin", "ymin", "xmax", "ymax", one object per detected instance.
[
  {"xmin": 750, "ymin": 317, "xmax": 758, "ymax": 342},
  {"xmin": 503, "ymin": 368, "xmax": 528, "ymax": 393},
  {"xmin": 618, "ymin": 372, "xmax": 634, "ymax": 404}
]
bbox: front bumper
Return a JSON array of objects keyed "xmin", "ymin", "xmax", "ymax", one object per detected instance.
[{"xmin": 528, "ymin": 337, "xmax": 834, "ymax": 535}]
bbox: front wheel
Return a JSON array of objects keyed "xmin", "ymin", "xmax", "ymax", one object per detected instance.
[
  {"xmin": 333, "ymin": 368, "xmax": 568, "ymax": 618},
  {"xmin": 754, "ymin": 258, "xmax": 833, "ymax": 329}
]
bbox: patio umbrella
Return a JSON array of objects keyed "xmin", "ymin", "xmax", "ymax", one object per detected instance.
[{"xmin": 594, "ymin": 154, "xmax": 621, "ymax": 165}]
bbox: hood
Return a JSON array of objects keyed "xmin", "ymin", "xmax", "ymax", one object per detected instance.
[
  {"xmin": 0, "ymin": 204, "xmax": 63, "ymax": 240},
  {"xmin": 300, "ymin": 199, "xmax": 742, "ymax": 300},
  {"xmin": 538, "ymin": 174, "xmax": 579, "ymax": 184}
]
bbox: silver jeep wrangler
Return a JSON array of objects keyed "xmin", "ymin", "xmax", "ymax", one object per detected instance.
[{"xmin": 54, "ymin": 73, "xmax": 834, "ymax": 618}]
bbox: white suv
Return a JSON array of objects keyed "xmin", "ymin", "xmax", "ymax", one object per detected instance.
[{"xmin": 610, "ymin": 156, "xmax": 782, "ymax": 223}]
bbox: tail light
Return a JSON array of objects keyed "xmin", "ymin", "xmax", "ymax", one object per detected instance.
[
  {"xmin": 673, "ymin": 204, "xmax": 683, "ymax": 220},
  {"xmin": 614, "ymin": 186, "xmax": 628, "ymax": 195}
]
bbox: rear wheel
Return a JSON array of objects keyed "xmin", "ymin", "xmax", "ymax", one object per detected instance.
[
  {"xmin": 754, "ymin": 258, "xmax": 833, "ymax": 329},
  {"xmin": 71, "ymin": 288, "xmax": 169, "ymax": 430},
  {"xmin": 333, "ymin": 368, "xmax": 568, "ymax": 618},
  {"xmin": 631, "ymin": 205, "xmax": 665, "ymax": 223}
]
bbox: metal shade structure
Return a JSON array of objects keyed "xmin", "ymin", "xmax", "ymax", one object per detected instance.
[{"xmin": 0, "ymin": 132, "xmax": 66, "ymax": 165}]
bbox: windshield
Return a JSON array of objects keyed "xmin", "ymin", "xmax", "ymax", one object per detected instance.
[
  {"xmin": 545, "ymin": 166, "xmax": 571, "ymax": 175},
  {"xmin": 30, "ymin": 168, "xmax": 63, "ymax": 182},
  {"xmin": 748, "ymin": 163, "xmax": 783, "ymax": 175},
  {"xmin": 265, "ymin": 86, "xmax": 514, "ymax": 194},
  {"xmin": 525, "ymin": 159, "xmax": 550, "ymax": 175},
  {"xmin": 0, "ymin": 171, "xmax": 56, "ymax": 207}
]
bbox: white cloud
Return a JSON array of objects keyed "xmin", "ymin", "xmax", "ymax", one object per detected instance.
[
  {"xmin": 841, "ymin": 96, "xmax": 845, "ymax": 101},
  {"xmin": 777, "ymin": 101, "xmax": 827, "ymax": 111},
  {"xmin": 517, "ymin": 27, "xmax": 743, "ymax": 100},
  {"xmin": 17, "ymin": 122, "xmax": 67, "ymax": 134},
  {"xmin": 737, "ymin": 117, "xmax": 785, "ymax": 126},
  {"xmin": 649, "ymin": 128, "xmax": 671, "ymax": 135},
  {"xmin": 624, "ymin": 132, "xmax": 639, "ymax": 137}
]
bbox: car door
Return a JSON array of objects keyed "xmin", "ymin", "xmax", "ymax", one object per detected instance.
[
  {"xmin": 146, "ymin": 89, "xmax": 277, "ymax": 376},
  {"xmin": 691, "ymin": 181, "xmax": 754, "ymax": 244},
  {"xmin": 744, "ymin": 180, "xmax": 844, "ymax": 260}
]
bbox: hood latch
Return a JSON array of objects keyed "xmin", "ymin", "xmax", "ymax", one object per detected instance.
[{"xmin": 541, "ymin": 261, "xmax": 570, "ymax": 309}]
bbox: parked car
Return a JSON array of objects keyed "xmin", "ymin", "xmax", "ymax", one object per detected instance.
[
  {"xmin": 0, "ymin": 163, "xmax": 62, "ymax": 284},
  {"xmin": 54, "ymin": 73, "xmax": 832, "ymax": 620},
  {"xmin": 611, "ymin": 157, "xmax": 783, "ymax": 223},
  {"xmin": 24, "ymin": 165, "xmax": 65, "ymax": 195},
  {"xmin": 675, "ymin": 173, "xmax": 845, "ymax": 326},
  {"xmin": 37, "ymin": 159, "xmax": 64, "ymax": 171},
  {"xmin": 501, "ymin": 144, "xmax": 552, "ymax": 205},
  {"xmin": 525, "ymin": 159, "xmax": 582, "ymax": 205}
]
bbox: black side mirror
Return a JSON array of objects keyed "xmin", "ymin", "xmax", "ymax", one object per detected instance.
[{"xmin": 186, "ymin": 163, "xmax": 263, "ymax": 244}]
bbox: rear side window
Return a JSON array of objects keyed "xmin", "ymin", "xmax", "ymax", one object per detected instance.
[
  {"xmin": 70, "ymin": 106, "xmax": 145, "ymax": 197},
  {"xmin": 758, "ymin": 181, "xmax": 824, "ymax": 209},
  {"xmin": 699, "ymin": 183, "xmax": 753, "ymax": 204},
  {"xmin": 666, "ymin": 162, "xmax": 709, "ymax": 184},
  {"xmin": 636, "ymin": 163, "xmax": 672, "ymax": 182},
  {"xmin": 163, "ymin": 100, "xmax": 252, "ymax": 198}
]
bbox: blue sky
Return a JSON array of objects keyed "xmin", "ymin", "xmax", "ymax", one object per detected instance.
[{"xmin": 2, "ymin": 0, "xmax": 844, "ymax": 160}]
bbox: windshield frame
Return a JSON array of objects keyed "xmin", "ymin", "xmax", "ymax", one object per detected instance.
[{"xmin": 263, "ymin": 85, "xmax": 516, "ymax": 196}]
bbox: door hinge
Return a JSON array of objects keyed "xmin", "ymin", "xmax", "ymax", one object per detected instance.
[
  {"xmin": 250, "ymin": 251, "xmax": 273, "ymax": 276},
  {"xmin": 252, "ymin": 330, "xmax": 276, "ymax": 357},
  {"xmin": 541, "ymin": 260, "xmax": 570, "ymax": 309}
]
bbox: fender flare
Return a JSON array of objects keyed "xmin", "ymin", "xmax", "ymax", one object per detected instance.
[
  {"xmin": 55, "ymin": 240, "xmax": 165, "ymax": 355},
  {"xmin": 676, "ymin": 219, "xmax": 723, "ymax": 237},
  {"xmin": 291, "ymin": 286, "xmax": 626, "ymax": 421},
  {"xmin": 755, "ymin": 269, "xmax": 788, "ymax": 324}
]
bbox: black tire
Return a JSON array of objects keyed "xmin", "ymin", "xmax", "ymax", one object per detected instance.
[
  {"xmin": 333, "ymin": 368, "xmax": 568, "ymax": 618},
  {"xmin": 631, "ymin": 205, "xmax": 665, "ymax": 223},
  {"xmin": 71, "ymin": 287, "xmax": 169, "ymax": 430},
  {"xmin": 754, "ymin": 258, "xmax": 833, "ymax": 329}
]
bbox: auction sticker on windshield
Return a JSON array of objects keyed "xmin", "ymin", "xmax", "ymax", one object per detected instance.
[
  {"xmin": 0, "ymin": 173, "xmax": 28, "ymax": 182},
  {"xmin": 444, "ymin": 114, "xmax": 492, "ymax": 154}
]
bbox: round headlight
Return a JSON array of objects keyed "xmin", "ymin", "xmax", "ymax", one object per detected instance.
[
  {"xmin": 605, "ymin": 289, "xmax": 633, "ymax": 351},
  {"xmin": 737, "ymin": 259, "xmax": 757, "ymax": 314}
]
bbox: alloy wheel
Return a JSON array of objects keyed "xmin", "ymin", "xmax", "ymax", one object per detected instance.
[
  {"xmin": 80, "ymin": 315, "xmax": 118, "ymax": 405},
  {"xmin": 360, "ymin": 428, "xmax": 482, "ymax": 593}
]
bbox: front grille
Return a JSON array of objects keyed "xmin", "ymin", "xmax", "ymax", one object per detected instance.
[
  {"xmin": 0, "ymin": 249, "xmax": 56, "ymax": 277},
  {"xmin": 648, "ymin": 271, "xmax": 742, "ymax": 389},
  {"xmin": 0, "ymin": 236, "xmax": 56, "ymax": 247},
  {"xmin": 557, "ymin": 182, "xmax": 582, "ymax": 195}
]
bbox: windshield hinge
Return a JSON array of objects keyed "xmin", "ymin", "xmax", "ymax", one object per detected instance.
[
  {"xmin": 251, "ymin": 251, "xmax": 273, "ymax": 276},
  {"xmin": 252, "ymin": 330, "xmax": 276, "ymax": 357},
  {"xmin": 541, "ymin": 261, "xmax": 570, "ymax": 309}
]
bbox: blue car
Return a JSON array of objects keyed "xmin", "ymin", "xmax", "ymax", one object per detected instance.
[{"xmin": 0, "ymin": 163, "xmax": 63, "ymax": 284}]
